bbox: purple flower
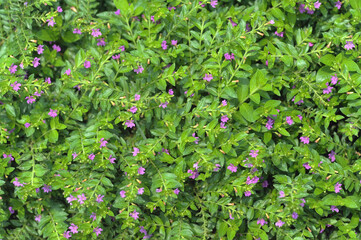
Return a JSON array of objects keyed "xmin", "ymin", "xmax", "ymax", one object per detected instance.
[
  {"xmin": 69, "ymin": 223, "xmax": 78, "ymax": 234},
  {"xmin": 24, "ymin": 123, "xmax": 31, "ymax": 128},
  {"xmin": 171, "ymin": 40, "xmax": 177, "ymax": 46},
  {"xmin": 221, "ymin": 115, "xmax": 229, "ymax": 123},
  {"xmin": 303, "ymin": 162, "xmax": 311, "ymax": 170},
  {"xmin": 210, "ymin": 0, "xmax": 218, "ymax": 8},
  {"xmin": 72, "ymin": 152, "xmax": 78, "ymax": 159},
  {"xmin": 115, "ymin": 9, "xmax": 120, "ymax": 15},
  {"xmin": 35, "ymin": 215, "xmax": 41, "ymax": 222},
  {"xmin": 161, "ymin": 41, "xmax": 168, "ymax": 50},
  {"xmin": 96, "ymin": 194, "xmax": 104, "ymax": 203},
  {"xmin": 109, "ymin": 155, "xmax": 116, "ymax": 163},
  {"xmin": 329, "ymin": 150, "xmax": 336, "ymax": 162},
  {"xmin": 249, "ymin": 150, "xmax": 259, "ymax": 158},
  {"xmin": 125, "ymin": 120, "xmax": 135, "ymax": 128},
  {"xmin": 257, "ymin": 218, "xmax": 267, "ymax": 226},
  {"xmin": 335, "ymin": 1, "xmax": 342, "ymax": 9},
  {"xmin": 34, "ymin": 91, "xmax": 43, "ymax": 97},
  {"xmin": 269, "ymin": 19, "xmax": 275, "ymax": 24},
  {"xmin": 52, "ymin": 44, "xmax": 61, "ymax": 52},
  {"xmin": 150, "ymin": 16, "xmax": 155, "ymax": 23},
  {"xmin": 213, "ymin": 164, "xmax": 221, "ymax": 172},
  {"xmin": 224, "ymin": 53, "xmax": 234, "ymax": 61},
  {"xmin": 292, "ymin": 212, "xmax": 298, "ymax": 219},
  {"xmin": 345, "ymin": 41, "xmax": 355, "ymax": 50},
  {"xmin": 112, "ymin": 54, "xmax": 120, "ymax": 59},
  {"xmin": 134, "ymin": 65, "xmax": 144, "ymax": 74},
  {"xmin": 227, "ymin": 163, "xmax": 237, "ymax": 173},
  {"xmin": 84, "ymin": 61, "xmax": 91, "ymax": 68},
  {"xmin": 10, "ymin": 81, "xmax": 22, "ymax": 92},
  {"xmin": 203, "ymin": 74, "xmax": 213, "ymax": 82},
  {"xmin": 25, "ymin": 96, "xmax": 36, "ymax": 104},
  {"xmin": 119, "ymin": 45, "xmax": 125, "ymax": 52},
  {"xmin": 63, "ymin": 231, "xmax": 71, "ymax": 239},
  {"xmin": 37, "ymin": 45, "xmax": 44, "ymax": 54},
  {"xmin": 132, "ymin": 147, "xmax": 140, "ymax": 156},
  {"xmin": 265, "ymin": 117, "xmax": 274, "ymax": 130},
  {"xmin": 331, "ymin": 205, "xmax": 339, "ymax": 212},
  {"xmin": 187, "ymin": 169, "xmax": 199, "ymax": 179},
  {"xmin": 314, "ymin": 1, "xmax": 321, "ymax": 9},
  {"xmin": 228, "ymin": 18, "xmax": 237, "ymax": 27},
  {"xmin": 57, "ymin": 6, "xmax": 63, "ymax": 12},
  {"xmin": 135, "ymin": 94, "xmax": 141, "ymax": 101},
  {"xmin": 93, "ymin": 227, "xmax": 102, "ymax": 236},
  {"xmin": 66, "ymin": 194, "xmax": 77, "ymax": 205},
  {"xmin": 138, "ymin": 188, "xmax": 144, "ymax": 195},
  {"xmin": 130, "ymin": 210, "xmax": 139, "ymax": 220},
  {"xmin": 77, "ymin": 193, "xmax": 86, "ymax": 204},
  {"xmin": 331, "ymin": 74, "xmax": 338, "ymax": 85},
  {"xmin": 90, "ymin": 212, "xmax": 97, "ymax": 221},
  {"xmin": 309, "ymin": 42, "xmax": 314, "ymax": 47},
  {"xmin": 65, "ymin": 68, "xmax": 71, "ymax": 76},
  {"xmin": 174, "ymin": 188, "xmax": 180, "ymax": 195},
  {"xmin": 159, "ymin": 102, "xmax": 168, "ymax": 108},
  {"xmin": 9, "ymin": 207, "xmax": 15, "ymax": 214},
  {"xmin": 192, "ymin": 133, "xmax": 199, "ymax": 144},
  {"xmin": 279, "ymin": 191, "xmax": 285, "ymax": 198},
  {"xmin": 33, "ymin": 57, "xmax": 40, "ymax": 68},
  {"xmin": 262, "ymin": 180, "xmax": 269, "ymax": 188},
  {"xmin": 298, "ymin": 115, "xmax": 303, "ymax": 121},
  {"xmin": 97, "ymin": 38, "xmax": 106, "ymax": 46},
  {"xmin": 275, "ymin": 31, "xmax": 284, "ymax": 37},
  {"xmin": 129, "ymin": 106, "xmax": 137, "ymax": 113},
  {"xmin": 91, "ymin": 29, "xmax": 102, "ymax": 37},
  {"xmin": 275, "ymin": 220, "xmax": 285, "ymax": 227},
  {"xmin": 246, "ymin": 176, "xmax": 259, "ymax": 185},
  {"xmin": 244, "ymin": 191, "xmax": 251, "ymax": 197},
  {"xmin": 120, "ymin": 190, "xmax": 126, "ymax": 198},
  {"xmin": 323, "ymin": 82, "xmax": 333, "ymax": 94},
  {"xmin": 199, "ymin": 1, "xmax": 205, "ymax": 7},
  {"xmin": 99, "ymin": 138, "xmax": 108, "ymax": 148},
  {"xmin": 222, "ymin": 100, "xmax": 227, "ymax": 106},
  {"xmin": 229, "ymin": 212, "xmax": 234, "ymax": 220},
  {"xmin": 286, "ymin": 116, "xmax": 293, "ymax": 125},
  {"xmin": 220, "ymin": 122, "xmax": 226, "ymax": 129},
  {"xmin": 300, "ymin": 198, "xmax": 306, "ymax": 207},
  {"xmin": 46, "ymin": 17, "xmax": 56, "ymax": 27},
  {"xmin": 168, "ymin": 89, "xmax": 174, "ymax": 95},
  {"xmin": 300, "ymin": 136, "xmax": 309, "ymax": 144},
  {"xmin": 88, "ymin": 153, "xmax": 95, "ymax": 161},
  {"xmin": 9, "ymin": 64, "xmax": 18, "ymax": 74},
  {"xmin": 138, "ymin": 166, "xmax": 145, "ymax": 175},
  {"xmin": 73, "ymin": 28, "xmax": 82, "ymax": 34},
  {"xmin": 45, "ymin": 77, "xmax": 51, "ymax": 84},
  {"xmin": 42, "ymin": 184, "xmax": 52, "ymax": 193},
  {"xmin": 334, "ymin": 182, "xmax": 342, "ymax": 193}
]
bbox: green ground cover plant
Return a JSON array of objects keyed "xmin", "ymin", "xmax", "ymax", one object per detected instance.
[{"xmin": 1, "ymin": 0, "xmax": 361, "ymax": 239}]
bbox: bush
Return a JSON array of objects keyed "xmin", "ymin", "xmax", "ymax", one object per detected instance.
[{"xmin": 1, "ymin": 0, "xmax": 361, "ymax": 239}]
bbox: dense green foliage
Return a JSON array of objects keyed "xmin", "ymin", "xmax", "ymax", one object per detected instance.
[{"xmin": 2, "ymin": 0, "xmax": 361, "ymax": 239}]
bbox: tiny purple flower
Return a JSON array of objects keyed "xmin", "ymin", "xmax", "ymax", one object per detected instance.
[
  {"xmin": 203, "ymin": 74, "xmax": 213, "ymax": 82},
  {"xmin": 171, "ymin": 40, "xmax": 177, "ymax": 46},
  {"xmin": 93, "ymin": 227, "xmax": 102, "ymax": 236},
  {"xmin": 109, "ymin": 155, "xmax": 116, "ymax": 164},
  {"xmin": 120, "ymin": 190, "xmax": 126, "ymax": 198},
  {"xmin": 275, "ymin": 220, "xmax": 285, "ymax": 227},
  {"xmin": 84, "ymin": 61, "xmax": 91, "ymax": 68},
  {"xmin": 159, "ymin": 102, "xmax": 168, "ymax": 108},
  {"xmin": 96, "ymin": 194, "xmax": 104, "ymax": 203},
  {"xmin": 65, "ymin": 68, "xmax": 71, "ymax": 76},
  {"xmin": 63, "ymin": 231, "xmax": 71, "ymax": 239},
  {"xmin": 24, "ymin": 123, "xmax": 31, "ymax": 128},
  {"xmin": 135, "ymin": 94, "xmax": 141, "ymax": 101},
  {"xmin": 129, "ymin": 106, "xmax": 137, "ymax": 114},
  {"xmin": 161, "ymin": 41, "xmax": 167, "ymax": 50},
  {"xmin": 46, "ymin": 17, "xmax": 56, "ymax": 27},
  {"xmin": 300, "ymin": 136, "xmax": 309, "ymax": 144},
  {"xmin": 115, "ymin": 9, "xmax": 120, "ymax": 15},
  {"xmin": 244, "ymin": 191, "xmax": 251, "ymax": 197},
  {"xmin": 9, "ymin": 64, "xmax": 18, "ymax": 74},
  {"xmin": 210, "ymin": 0, "xmax": 218, "ymax": 8},
  {"xmin": 138, "ymin": 166, "xmax": 145, "ymax": 175},
  {"xmin": 335, "ymin": 1, "xmax": 342, "ymax": 9},
  {"xmin": 286, "ymin": 116, "xmax": 293, "ymax": 125},
  {"xmin": 33, "ymin": 57, "xmax": 40, "ymax": 68},
  {"xmin": 138, "ymin": 188, "xmax": 144, "ymax": 195},
  {"xmin": 130, "ymin": 210, "xmax": 139, "ymax": 220},
  {"xmin": 331, "ymin": 205, "xmax": 339, "ymax": 212},
  {"xmin": 257, "ymin": 218, "xmax": 267, "ymax": 226},
  {"xmin": 11, "ymin": 81, "xmax": 21, "ymax": 91},
  {"xmin": 345, "ymin": 41, "xmax": 355, "ymax": 50},
  {"xmin": 227, "ymin": 163, "xmax": 237, "ymax": 173},
  {"xmin": 292, "ymin": 212, "xmax": 298, "ymax": 219},
  {"xmin": 77, "ymin": 193, "xmax": 86, "ymax": 204},
  {"xmin": 125, "ymin": 120, "xmax": 135, "ymax": 128},
  {"xmin": 88, "ymin": 153, "xmax": 95, "ymax": 161},
  {"xmin": 42, "ymin": 184, "xmax": 52, "ymax": 193},
  {"xmin": 69, "ymin": 223, "xmax": 78, "ymax": 234},
  {"xmin": 334, "ymin": 182, "xmax": 342, "ymax": 193},
  {"xmin": 91, "ymin": 29, "xmax": 102, "ymax": 37},
  {"xmin": 249, "ymin": 150, "xmax": 259, "ymax": 158},
  {"xmin": 174, "ymin": 188, "xmax": 180, "ymax": 195},
  {"xmin": 99, "ymin": 138, "xmax": 108, "ymax": 148},
  {"xmin": 132, "ymin": 147, "xmax": 140, "ymax": 156},
  {"xmin": 279, "ymin": 191, "xmax": 285, "ymax": 198},
  {"xmin": 314, "ymin": 1, "xmax": 321, "ymax": 9},
  {"xmin": 35, "ymin": 215, "xmax": 41, "ymax": 222}
]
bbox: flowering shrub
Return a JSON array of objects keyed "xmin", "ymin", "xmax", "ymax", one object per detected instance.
[{"xmin": 2, "ymin": 0, "xmax": 361, "ymax": 239}]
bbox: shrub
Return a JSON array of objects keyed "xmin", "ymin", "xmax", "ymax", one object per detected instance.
[{"xmin": 1, "ymin": 0, "xmax": 361, "ymax": 239}]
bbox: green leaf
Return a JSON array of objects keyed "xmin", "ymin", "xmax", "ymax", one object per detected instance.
[
  {"xmin": 34, "ymin": 164, "xmax": 48, "ymax": 177},
  {"xmin": 48, "ymin": 130, "xmax": 59, "ymax": 143},
  {"xmin": 278, "ymin": 128, "xmax": 290, "ymax": 136},
  {"xmin": 319, "ymin": 55, "xmax": 335, "ymax": 66},
  {"xmin": 250, "ymin": 70, "xmax": 266, "ymax": 94},
  {"xmin": 114, "ymin": 0, "xmax": 130, "ymax": 15},
  {"xmin": 75, "ymin": 49, "xmax": 86, "ymax": 68},
  {"xmin": 5, "ymin": 104, "xmax": 16, "ymax": 117},
  {"xmin": 316, "ymin": 66, "xmax": 333, "ymax": 83},
  {"xmin": 37, "ymin": 29, "xmax": 59, "ymax": 41},
  {"xmin": 350, "ymin": 0, "xmax": 361, "ymax": 9}
]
